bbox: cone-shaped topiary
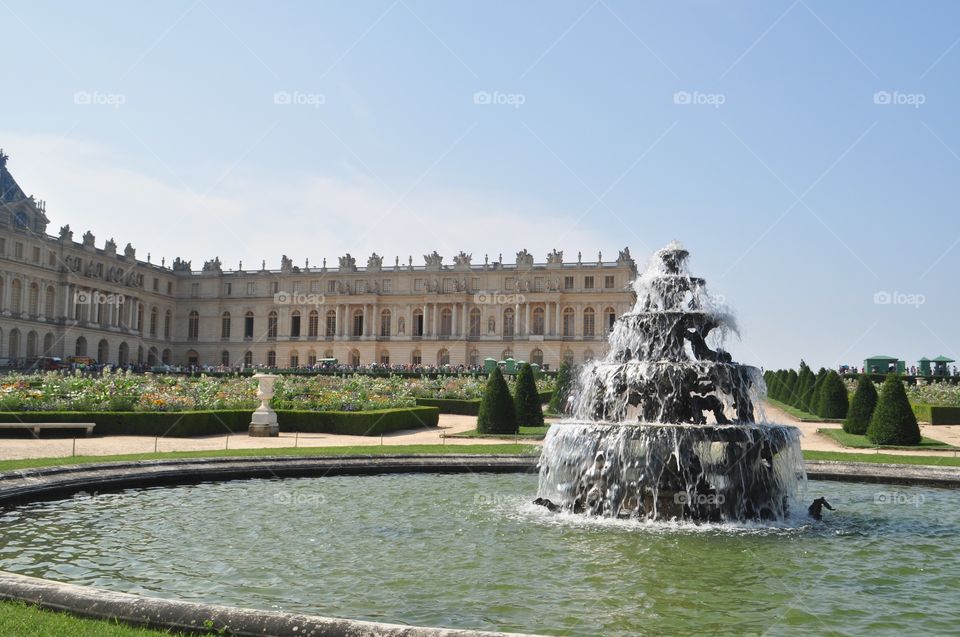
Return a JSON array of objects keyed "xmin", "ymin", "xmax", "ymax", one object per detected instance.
[
  {"xmin": 805, "ymin": 368, "xmax": 827, "ymax": 414},
  {"xmin": 514, "ymin": 363, "xmax": 544, "ymax": 427},
  {"xmin": 844, "ymin": 374, "xmax": 878, "ymax": 434},
  {"xmin": 866, "ymin": 375, "xmax": 921, "ymax": 445},
  {"xmin": 785, "ymin": 369, "xmax": 801, "ymax": 406},
  {"xmin": 478, "ymin": 366, "xmax": 518, "ymax": 434},
  {"xmin": 549, "ymin": 360, "xmax": 576, "ymax": 414},
  {"xmin": 818, "ymin": 371, "xmax": 849, "ymax": 419}
]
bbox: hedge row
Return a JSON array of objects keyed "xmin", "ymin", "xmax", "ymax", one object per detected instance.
[
  {"xmin": 415, "ymin": 398, "xmax": 481, "ymax": 415},
  {"xmin": 911, "ymin": 404, "xmax": 960, "ymax": 426},
  {"xmin": 0, "ymin": 406, "xmax": 439, "ymax": 438}
]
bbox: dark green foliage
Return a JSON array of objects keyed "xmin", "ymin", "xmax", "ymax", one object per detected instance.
[
  {"xmin": 415, "ymin": 398, "xmax": 481, "ymax": 415},
  {"xmin": 795, "ymin": 368, "xmax": 814, "ymax": 410},
  {"xmin": 549, "ymin": 360, "xmax": 576, "ymax": 414},
  {"xmin": 818, "ymin": 371, "xmax": 849, "ymax": 419},
  {"xmin": 775, "ymin": 369, "xmax": 789, "ymax": 401},
  {"xmin": 0, "ymin": 407, "xmax": 438, "ymax": 437},
  {"xmin": 805, "ymin": 368, "xmax": 827, "ymax": 414},
  {"xmin": 785, "ymin": 369, "xmax": 800, "ymax": 405},
  {"xmin": 514, "ymin": 363, "xmax": 545, "ymax": 427},
  {"xmin": 478, "ymin": 367, "xmax": 518, "ymax": 434},
  {"xmin": 867, "ymin": 375, "xmax": 921, "ymax": 445},
  {"xmin": 844, "ymin": 374, "xmax": 878, "ymax": 434},
  {"xmin": 911, "ymin": 404, "xmax": 960, "ymax": 425}
]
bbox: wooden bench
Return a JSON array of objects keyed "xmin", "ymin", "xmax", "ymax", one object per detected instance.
[{"xmin": 0, "ymin": 423, "xmax": 96, "ymax": 437}]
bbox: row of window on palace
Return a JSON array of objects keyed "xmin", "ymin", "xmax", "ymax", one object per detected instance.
[
  {"xmin": 209, "ymin": 274, "xmax": 618, "ymax": 298},
  {"xmin": 210, "ymin": 347, "xmax": 590, "ymax": 369},
  {"xmin": 0, "ymin": 327, "xmax": 173, "ymax": 367},
  {"xmin": 199, "ymin": 306, "xmax": 620, "ymax": 341}
]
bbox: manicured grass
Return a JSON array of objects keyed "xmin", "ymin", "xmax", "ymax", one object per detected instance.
[
  {"xmin": 766, "ymin": 398, "xmax": 824, "ymax": 422},
  {"xmin": 0, "ymin": 444, "xmax": 539, "ymax": 473},
  {"xmin": 818, "ymin": 428, "xmax": 956, "ymax": 451},
  {"xmin": 449, "ymin": 425, "xmax": 552, "ymax": 440},
  {"xmin": 0, "ymin": 600, "xmax": 186, "ymax": 636},
  {"xmin": 804, "ymin": 450, "xmax": 960, "ymax": 467}
]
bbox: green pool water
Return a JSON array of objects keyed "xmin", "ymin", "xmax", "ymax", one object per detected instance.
[{"xmin": 0, "ymin": 473, "xmax": 957, "ymax": 636}]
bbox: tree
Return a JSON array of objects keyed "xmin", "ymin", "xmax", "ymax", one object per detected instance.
[
  {"xmin": 549, "ymin": 360, "xmax": 576, "ymax": 414},
  {"xmin": 514, "ymin": 363, "xmax": 544, "ymax": 427},
  {"xmin": 818, "ymin": 371, "xmax": 849, "ymax": 419},
  {"xmin": 866, "ymin": 375, "xmax": 921, "ymax": 445},
  {"xmin": 844, "ymin": 374, "xmax": 878, "ymax": 435},
  {"xmin": 478, "ymin": 366, "xmax": 518, "ymax": 434},
  {"xmin": 784, "ymin": 369, "xmax": 801, "ymax": 406},
  {"xmin": 805, "ymin": 368, "xmax": 827, "ymax": 414}
]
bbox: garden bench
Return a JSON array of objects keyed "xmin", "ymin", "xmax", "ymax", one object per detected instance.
[{"xmin": 0, "ymin": 423, "xmax": 96, "ymax": 437}]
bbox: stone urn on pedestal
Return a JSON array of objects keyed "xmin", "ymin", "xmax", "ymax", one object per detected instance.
[{"xmin": 249, "ymin": 374, "xmax": 280, "ymax": 437}]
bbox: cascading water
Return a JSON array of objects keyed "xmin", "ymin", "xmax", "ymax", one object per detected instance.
[{"xmin": 536, "ymin": 242, "xmax": 805, "ymax": 522}]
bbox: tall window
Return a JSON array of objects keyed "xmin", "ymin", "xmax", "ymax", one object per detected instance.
[
  {"xmin": 469, "ymin": 349, "xmax": 479, "ymax": 367},
  {"xmin": 380, "ymin": 351, "xmax": 390, "ymax": 365},
  {"xmin": 531, "ymin": 349, "xmax": 544, "ymax": 366},
  {"xmin": 440, "ymin": 308, "xmax": 452, "ymax": 337},
  {"xmin": 437, "ymin": 348, "xmax": 450, "ymax": 366},
  {"xmin": 503, "ymin": 308, "xmax": 515, "ymax": 337},
  {"xmin": 325, "ymin": 310, "xmax": 336, "ymax": 337},
  {"xmin": 308, "ymin": 310, "xmax": 319, "ymax": 337},
  {"xmin": 562, "ymin": 308, "xmax": 575, "ymax": 337},
  {"xmin": 244, "ymin": 351, "xmax": 253, "ymax": 367},
  {"xmin": 267, "ymin": 311, "xmax": 278, "ymax": 339},
  {"xmin": 289, "ymin": 350, "xmax": 299, "ymax": 368},
  {"xmin": 267, "ymin": 350, "xmax": 276, "ymax": 367},
  {"xmin": 10, "ymin": 279, "xmax": 21, "ymax": 314},
  {"xmin": 150, "ymin": 307, "xmax": 159, "ymax": 337},
  {"xmin": 221, "ymin": 312, "xmax": 231, "ymax": 339},
  {"xmin": 45, "ymin": 286, "xmax": 55, "ymax": 317},
  {"xmin": 411, "ymin": 349, "xmax": 422, "ymax": 365},
  {"xmin": 605, "ymin": 307, "xmax": 617, "ymax": 333},
  {"xmin": 413, "ymin": 310, "xmax": 424, "ymax": 337},
  {"xmin": 244, "ymin": 311, "xmax": 254, "ymax": 339},
  {"xmin": 380, "ymin": 310, "xmax": 391, "ymax": 337},
  {"xmin": 165, "ymin": 310, "xmax": 172, "ymax": 339},
  {"xmin": 584, "ymin": 276, "xmax": 594, "ymax": 289},
  {"xmin": 604, "ymin": 275, "xmax": 615, "ymax": 289},
  {"xmin": 352, "ymin": 310, "xmax": 364, "ymax": 337},
  {"xmin": 583, "ymin": 307, "xmax": 595, "ymax": 337},
  {"xmin": 137, "ymin": 303, "xmax": 144, "ymax": 331},
  {"xmin": 28, "ymin": 283, "xmax": 39, "ymax": 315},
  {"xmin": 187, "ymin": 311, "xmax": 199, "ymax": 340},
  {"xmin": 221, "ymin": 350, "xmax": 230, "ymax": 366},
  {"xmin": 290, "ymin": 310, "xmax": 301, "ymax": 337},
  {"xmin": 532, "ymin": 307, "xmax": 545, "ymax": 335},
  {"xmin": 469, "ymin": 308, "xmax": 481, "ymax": 337}
]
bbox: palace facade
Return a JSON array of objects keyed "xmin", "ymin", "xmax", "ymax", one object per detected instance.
[{"xmin": 0, "ymin": 151, "xmax": 637, "ymax": 369}]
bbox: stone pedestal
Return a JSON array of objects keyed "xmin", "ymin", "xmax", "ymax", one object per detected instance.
[{"xmin": 249, "ymin": 374, "xmax": 279, "ymax": 437}]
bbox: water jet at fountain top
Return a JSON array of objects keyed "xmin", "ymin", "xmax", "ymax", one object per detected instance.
[{"xmin": 537, "ymin": 242, "xmax": 805, "ymax": 522}]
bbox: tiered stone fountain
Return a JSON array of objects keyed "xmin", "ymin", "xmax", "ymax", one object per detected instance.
[{"xmin": 537, "ymin": 242, "xmax": 805, "ymax": 522}]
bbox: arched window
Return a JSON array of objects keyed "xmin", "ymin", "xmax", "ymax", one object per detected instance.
[
  {"xmin": 267, "ymin": 311, "xmax": 278, "ymax": 339},
  {"xmin": 412, "ymin": 309, "xmax": 424, "ymax": 337},
  {"xmin": 289, "ymin": 349, "xmax": 299, "ymax": 368},
  {"xmin": 10, "ymin": 279, "xmax": 21, "ymax": 314},
  {"xmin": 28, "ymin": 283, "xmax": 39, "ymax": 316},
  {"xmin": 352, "ymin": 309, "xmax": 364, "ymax": 337},
  {"xmin": 350, "ymin": 349, "xmax": 360, "ymax": 367},
  {"xmin": 43, "ymin": 332, "xmax": 55, "ymax": 356},
  {"xmin": 75, "ymin": 335, "xmax": 87, "ymax": 357},
  {"xmin": 267, "ymin": 350, "xmax": 277, "ymax": 367},
  {"xmin": 150, "ymin": 307, "xmax": 159, "ymax": 337},
  {"xmin": 469, "ymin": 308, "xmax": 481, "ymax": 338},
  {"xmin": 162, "ymin": 349, "xmax": 172, "ymax": 365},
  {"xmin": 0, "ymin": 278, "xmax": 4, "ymax": 312},
  {"xmin": 244, "ymin": 311, "xmax": 254, "ymax": 339},
  {"xmin": 583, "ymin": 307, "xmax": 595, "ymax": 337},
  {"xmin": 605, "ymin": 307, "xmax": 617, "ymax": 333},
  {"xmin": 8, "ymin": 329, "xmax": 20, "ymax": 358},
  {"xmin": 503, "ymin": 308, "xmax": 515, "ymax": 337},
  {"xmin": 325, "ymin": 310, "xmax": 337, "ymax": 337},
  {"xmin": 562, "ymin": 308, "xmax": 575, "ymax": 337},
  {"xmin": 45, "ymin": 286, "xmax": 55, "ymax": 317},
  {"xmin": 380, "ymin": 309, "xmax": 392, "ymax": 337},
  {"xmin": 307, "ymin": 350, "xmax": 317, "ymax": 366},
  {"xmin": 531, "ymin": 348, "xmax": 544, "ymax": 366},
  {"xmin": 532, "ymin": 307, "xmax": 545, "ymax": 335},
  {"xmin": 411, "ymin": 349, "xmax": 422, "ymax": 365},
  {"xmin": 137, "ymin": 303, "xmax": 144, "ymax": 331},
  {"xmin": 290, "ymin": 310, "xmax": 301, "ymax": 338},
  {"xmin": 118, "ymin": 342, "xmax": 129, "ymax": 366},
  {"xmin": 164, "ymin": 310, "xmax": 172, "ymax": 339},
  {"xmin": 221, "ymin": 350, "xmax": 230, "ymax": 366},
  {"xmin": 437, "ymin": 348, "xmax": 450, "ymax": 366},
  {"xmin": 440, "ymin": 308, "xmax": 452, "ymax": 337},
  {"xmin": 243, "ymin": 351, "xmax": 253, "ymax": 367},
  {"xmin": 187, "ymin": 311, "xmax": 200, "ymax": 340},
  {"xmin": 308, "ymin": 310, "xmax": 319, "ymax": 338},
  {"xmin": 469, "ymin": 349, "xmax": 479, "ymax": 367},
  {"xmin": 221, "ymin": 311, "xmax": 231, "ymax": 339},
  {"xmin": 380, "ymin": 350, "xmax": 390, "ymax": 365},
  {"xmin": 97, "ymin": 339, "xmax": 109, "ymax": 363},
  {"xmin": 26, "ymin": 331, "xmax": 37, "ymax": 358}
]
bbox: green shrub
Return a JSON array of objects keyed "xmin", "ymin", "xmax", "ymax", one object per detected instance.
[
  {"xmin": 278, "ymin": 407, "xmax": 438, "ymax": 435},
  {"xmin": 785, "ymin": 369, "xmax": 801, "ymax": 406},
  {"xmin": 911, "ymin": 404, "xmax": 960, "ymax": 425},
  {"xmin": 549, "ymin": 360, "xmax": 576, "ymax": 414},
  {"xmin": 867, "ymin": 375, "xmax": 921, "ymax": 445},
  {"xmin": 478, "ymin": 367, "xmax": 517, "ymax": 434},
  {"xmin": 818, "ymin": 371, "xmax": 849, "ymax": 419},
  {"xmin": 414, "ymin": 398, "xmax": 481, "ymax": 415},
  {"xmin": 844, "ymin": 374, "xmax": 878, "ymax": 434},
  {"xmin": 514, "ymin": 363, "xmax": 545, "ymax": 427}
]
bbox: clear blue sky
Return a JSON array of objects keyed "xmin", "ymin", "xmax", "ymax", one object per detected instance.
[{"xmin": 2, "ymin": 0, "xmax": 957, "ymax": 370}]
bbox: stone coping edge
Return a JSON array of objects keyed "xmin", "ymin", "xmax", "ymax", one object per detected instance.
[{"xmin": 0, "ymin": 571, "xmax": 543, "ymax": 637}]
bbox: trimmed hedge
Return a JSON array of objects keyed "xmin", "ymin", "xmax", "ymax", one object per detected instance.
[
  {"xmin": 415, "ymin": 398, "xmax": 481, "ymax": 415},
  {"xmin": 477, "ymin": 367, "xmax": 517, "ymax": 435},
  {"xmin": 844, "ymin": 374, "xmax": 877, "ymax": 434},
  {"xmin": 0, "ymin": 407, "xmax": 439, "ymax": 437},
  {"xmin": 912, "ymin": 404, "xmax": 960, "ymax": 426},
  {"xmin": 867, "ymin": 375, "xmax": 921, "ymax": 445}
]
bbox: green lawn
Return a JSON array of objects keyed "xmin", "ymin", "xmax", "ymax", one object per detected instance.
[
  {"xmin": 0, "ymin": 444, "xmax": 538, "ymax": 474},
  {"xmin": 803, "ymin": 449, "xmax": 960, "ymax": 467},
  {"xmin": 766, "ymin": 398, "xmax": 825, "ymax": 421},
  {"xmin": 0, "ymin": 601, "xmax": 187, "ymax": 636},
  {"xmin": 449, "ymin": 425, "xmax": 552, "ymax": 440},
  {"xmin": 818, "ymin": 428, "xmax": 956, "ymax": 451}
]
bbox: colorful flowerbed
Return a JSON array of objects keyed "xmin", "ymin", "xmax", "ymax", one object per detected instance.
[{"xmin": 0, "ymin": 371, "xmax": 556, "ymax": 413}]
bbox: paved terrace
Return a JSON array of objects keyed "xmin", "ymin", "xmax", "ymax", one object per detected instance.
[{"xmin": 1, "ymin": 406, "xmax": 959, "ymax": 461}]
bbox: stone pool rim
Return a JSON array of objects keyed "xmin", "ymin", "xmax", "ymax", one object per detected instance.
[{"xmin": 0, "ymin": 454, "xmax": 958, "ymax": 637}]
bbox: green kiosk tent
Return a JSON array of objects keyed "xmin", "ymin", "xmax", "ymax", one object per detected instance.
[
  {"xmin": 918, "ymin": 357, "xmax": 933, "ymax": 377},
  {"xmin": 933, "ymin": 355, "xmax": 956, "ymax": 376},
  {"xmin": 864, "ymin": 355, "xmax": 905, "ymax": 375}
]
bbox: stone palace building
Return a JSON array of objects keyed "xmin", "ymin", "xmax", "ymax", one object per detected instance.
[{"xmin": 0, "ymin": 151, "xmax": 637, "ymax": 369}]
